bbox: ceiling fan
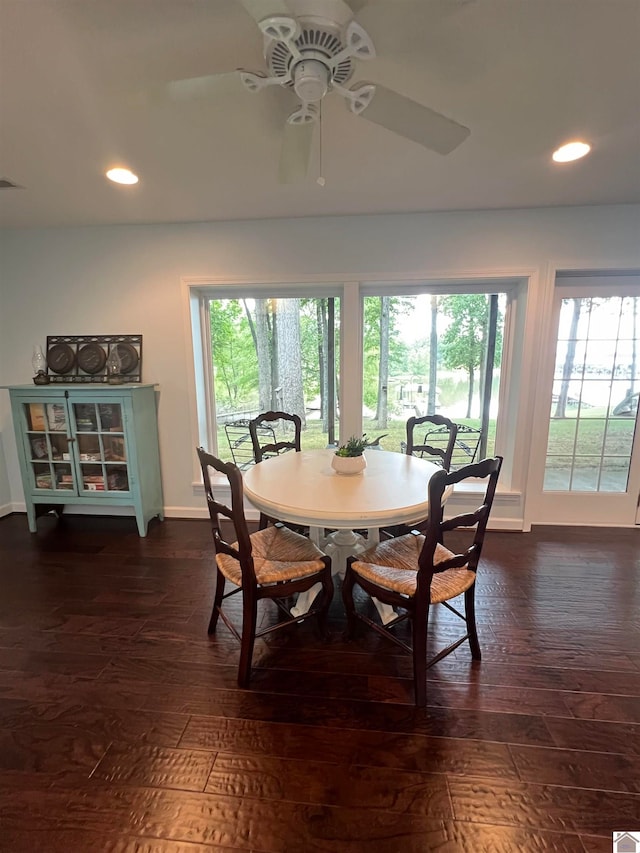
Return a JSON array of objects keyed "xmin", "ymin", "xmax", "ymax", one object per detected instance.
[{"xmin": 166, "ymin": 0, "xmax": 471, "ymax": 183}]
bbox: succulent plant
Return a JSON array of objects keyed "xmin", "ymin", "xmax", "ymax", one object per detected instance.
[{"xmin": 334, "ymin": 433, "xmax": 387, "ymax": 457}]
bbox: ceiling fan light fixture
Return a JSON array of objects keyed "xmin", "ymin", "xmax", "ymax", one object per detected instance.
[
  {"xmin": 552, "ymin": 141, "xmax": 591, "ymax": 163},
  {"xmin": 106, "ymin": 167, "xmax": 139, "ymax": 185},
  {"xmin": 293, "ymin": 59, "xmax": 330, "ymax": 103}
]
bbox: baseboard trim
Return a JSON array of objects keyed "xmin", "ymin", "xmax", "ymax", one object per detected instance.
[
  {"xmin": 3, "ymin": 503, "xmax": 636, "ymax": 531},
  {"xmin": 0, "ymin": 501, "xmax": 262, "ymax": 524},
  {"xmin": 2, "ymin": 501, "xmax": 521, "ymax": 530},
  {"xmin": 0, "ymin": 502, "xmax": 14, "ymax": 518}
]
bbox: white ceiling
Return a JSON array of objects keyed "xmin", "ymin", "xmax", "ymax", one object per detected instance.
[{"xmin": 1, "ymin": 0, "xmax": 639, "ymax": 228}]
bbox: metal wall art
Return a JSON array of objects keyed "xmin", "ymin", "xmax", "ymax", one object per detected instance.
[{"xmin": 45, "ymin": 335, "xmax": 143, "ymax": 383}]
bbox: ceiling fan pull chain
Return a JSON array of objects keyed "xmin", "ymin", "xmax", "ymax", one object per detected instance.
[{"xmin": 317, "ymin": 102, "xmax": 325, "ymax": 187}]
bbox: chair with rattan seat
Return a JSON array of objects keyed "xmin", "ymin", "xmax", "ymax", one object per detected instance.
[
  {"xmin": 249, "ymin": 410, "xmax": 303, "ymax": 531},
  {"xmin": 342, "ymin": 456, "xmax": 502, "ymax": 707},
  {"xmin": 197, "ymin": 447, "xmax": 333, "ymax": 688}
]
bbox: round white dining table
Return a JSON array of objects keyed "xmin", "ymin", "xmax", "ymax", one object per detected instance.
[{"xmin": 243, "ymin": 449, "xmax": 445, "ymax": 621}]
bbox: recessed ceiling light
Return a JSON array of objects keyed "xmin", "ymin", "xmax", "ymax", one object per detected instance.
[
  {"xmin": 552, "ymin": 141, "xmax": 591, "ymax": 163},
  {"xmin": 106, "ymin": 167, "xmax": 139, "ymax": 185}
]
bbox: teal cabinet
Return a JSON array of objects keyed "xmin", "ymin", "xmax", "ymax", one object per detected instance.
[{"xmin": 8, "ymin": 384, "xmax": 163, "ymax": 536}]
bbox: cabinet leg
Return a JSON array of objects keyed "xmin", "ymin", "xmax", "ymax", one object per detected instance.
[
  {"xmin": 135, "ymin": 513, "xmax": 148, "ymax": 537},
  {"xmin": 26, "ymin": 504, "xmax": 37, "ymax": 533}
]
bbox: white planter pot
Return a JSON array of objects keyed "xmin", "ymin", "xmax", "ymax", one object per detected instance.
[{"xmin": 331, "ymin": 454, "xmax": 367, "ymax": 475}]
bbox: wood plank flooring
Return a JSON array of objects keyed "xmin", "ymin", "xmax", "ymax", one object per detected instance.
[{"xmin": 0, "ymin": 513, "xmax": 638, "ymax": 852}]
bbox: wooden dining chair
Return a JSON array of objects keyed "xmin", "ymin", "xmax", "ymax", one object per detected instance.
[
  {"xmin": 249, "ymin": 410, "xmax": 303, "ymax": 530},
  {"xmin": 404, "ymin": 413, "xmax": 459, "ymax": 470},
  {"xmin": 249, "ymin": 410, "xmax": 302, "ymax": 462},
  {"xmin": 381, "ymin": 413, "xmax": 460, "ymax": 539},
  {"xmin": 196, "ymin": 447, "xmax": 333, "ymax": 688},
  {"xmin": 342, "ymin": 456, "xmax": 503, "ymax": 707}
]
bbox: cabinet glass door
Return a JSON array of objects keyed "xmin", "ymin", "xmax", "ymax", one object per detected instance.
[
  {"xmin": 72, "ymin": 402, "xmax": 130, "ymax": 494},
  {"xmin": 22, "ymin": 401, "xmax": 75, "ymax": 492}
]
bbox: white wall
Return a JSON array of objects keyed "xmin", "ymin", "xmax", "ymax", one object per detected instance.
[{"xmin": 1, "ymin": 204, "xmax": 639, "ymax": 525}]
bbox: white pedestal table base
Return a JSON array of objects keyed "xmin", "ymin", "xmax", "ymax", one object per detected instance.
[{"xmin": 290, "ymin": 526, "xmax": 396, "ymax": 625}]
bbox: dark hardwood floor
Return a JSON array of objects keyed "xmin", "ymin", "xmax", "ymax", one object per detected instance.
[{"xmin": 0, "ymin": 512, "xmax": 638, "ymax": 852}]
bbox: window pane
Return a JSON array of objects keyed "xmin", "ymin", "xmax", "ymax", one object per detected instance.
[
  {"xmin": 600, "ymin": 456, "xmax": 631, "ymax": 491},
  {"xmin": 543, "ymin": 456, "xmax": 574, "ymax": 490},
  {"xmin": 554, "ymin": 340, "xmax": 587, "ymax": 379},
  {"xmin": 558, "ymin": 297, "xmax": 591, "ymax": 339},
  {"xmin": 604, "ymin": 419, "xmax": 634, "ymax": 456},
  {"xmin": 362, "ymin": 293, "xmax": 505, "ymax": 467},
  {"xmin": 571, "ymin": 458, "xmax": 601, "ymax": 491},
  {"xmin": 547, "ymin": 418, "xmax": 577, "ymax": 453},
  {"xmin": 209, "ymin": 296, "xmax": 340, "ymax": 466},
  {"xmin": 576, "ymin": 418, "xmax": 605, "ymax": 456}
]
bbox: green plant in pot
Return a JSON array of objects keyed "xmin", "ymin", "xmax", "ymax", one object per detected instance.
[
  {"xmin": 332, "ymin": 435, "xmax": 370, "ymax": 475},
  {"xmin": 335, "ymin": 435, "xmax": 369, "ymax": 458}
]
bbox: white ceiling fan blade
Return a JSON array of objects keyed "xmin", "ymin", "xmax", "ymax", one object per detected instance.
[
  {"xmin": 166, "ymin": 72, "xmax": 243, "ymax": 101},
  {"xmin": 237, "ymin": 0, "xmax": 293, "ymax": 24},
  {"xmin": 358, "ymin": 84, "xmax": 470, "ymax": 155},
  {"xmin": 279, "ymin": 120, "xmax": 314, "ymax": 184}
]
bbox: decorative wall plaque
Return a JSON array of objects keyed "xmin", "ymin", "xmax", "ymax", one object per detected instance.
[{"xmin": 45, "ymin": 335, "xmax": 143, "ymax": 383}]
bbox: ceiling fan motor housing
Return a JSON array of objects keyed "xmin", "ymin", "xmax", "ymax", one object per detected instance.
[
  {"xmin": 292, "ymin": 58, "xmax": 330, "ymax": 102},
  {"xmin": 267, "ymin": 20, "xmax": 354, "ymax": 91}
]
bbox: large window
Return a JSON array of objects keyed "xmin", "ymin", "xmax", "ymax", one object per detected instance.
[
  {"xmin": 187, "ymin": 278, "xmax": 521, "ymax": 489},
  {"xmin": 361, "ymin": 293, "xmax": 505, "ymax": 463},
  {"xmin": 207, "ymin": 294, "xmax": 340, "ymax": 465}
]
